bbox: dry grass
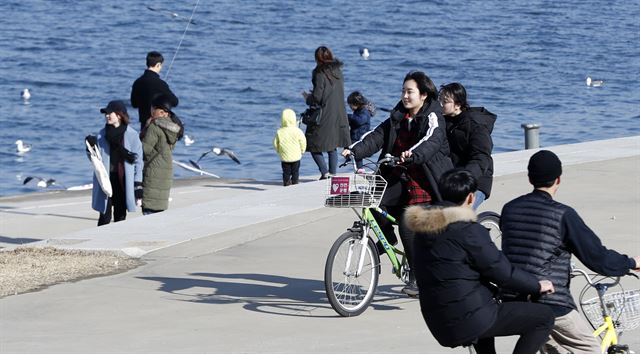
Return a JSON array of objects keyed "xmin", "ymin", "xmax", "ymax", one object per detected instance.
[{"xmin": 0, "ymin": 247, "xmax": 143, "ymax": 297}]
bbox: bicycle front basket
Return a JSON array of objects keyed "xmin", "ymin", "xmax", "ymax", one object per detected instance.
[
  {"xmin": 324, "ymin": 174, "xmax": 387, "ymax": 208},
  {"xmin": 581, "ymin": 289, "xmax": 640, "ymax": 332}
]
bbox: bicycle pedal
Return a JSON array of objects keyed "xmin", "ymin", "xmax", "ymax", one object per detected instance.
[{"xmin": 608, "ymin": 344, "xmax": 629, "ymax": 354}]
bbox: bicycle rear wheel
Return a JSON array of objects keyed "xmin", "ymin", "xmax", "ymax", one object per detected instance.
[
  {"xmin": 478, "ymin": 211, "xmax": 501, "ymax": 248},
  {"xmin": 324, "ymin": 231, "xmax": 380, "ymax": 317}
]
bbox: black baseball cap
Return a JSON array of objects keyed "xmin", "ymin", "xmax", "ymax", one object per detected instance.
[{"xmin": 100, "ymin": 100, "xmax": 127, "ymax": 114}]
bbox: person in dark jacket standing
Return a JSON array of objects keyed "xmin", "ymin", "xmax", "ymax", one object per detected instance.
[
  {"xmin": 302, "ymin": 46, "xmax": 351, "ymax": 180},
  {"xmin": 343, "ymin": 70, "xmax": 454, "ymax": 296},
  {"xmin": 500, "ymin": 150, "xmax": 640, "ymax": 354},
  {"xmin": 405, "ymin": 169, "xmax": 555, "ymax": 354},
  {"xmin": 439, "ymin": 82, "xmax": 495, "ymax": 209},
  {"xmin": 347, "ymin": 91, "xmax": 374, "ymax": 170},
  {"xmin": 131, "ymin": 51, "xmax": 179, "ymax": 130}
]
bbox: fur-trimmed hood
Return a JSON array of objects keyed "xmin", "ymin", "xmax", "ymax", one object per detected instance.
[{"xmin": 405, "ymin": 205, "xmax": 477, "ymax": 234}]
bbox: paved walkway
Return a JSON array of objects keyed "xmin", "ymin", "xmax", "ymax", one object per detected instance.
[{"xmin": 0, "ymin": 136, "xmax": 639, "ymax": 353}]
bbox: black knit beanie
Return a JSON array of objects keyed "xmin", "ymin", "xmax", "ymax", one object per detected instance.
[{"xmin": 528, "ymin": 150, "xmax": 562, "ymax": 184}]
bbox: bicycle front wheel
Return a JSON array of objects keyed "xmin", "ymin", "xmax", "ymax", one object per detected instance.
[
  {"xmin": 478, "ymin": 211, "xmax": 501, "ymax": 248},
  {"xmin": 324, "ymin": 231, "xmax": 380, "ymax": 317}
]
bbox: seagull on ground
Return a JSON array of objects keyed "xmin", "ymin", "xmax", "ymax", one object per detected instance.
[
  {"xmin": 21, "ymin": 88, "xmax": 31, "ymax": 101},
  {"xmin": 359, "ymin": 48, "xmax": 370, "ymax": 60},
  {"xmin": 15, "ymin": 140, "xmax": 32, "ymax": 153},
  {"xmin": 189, "ymin": 146, "xmax": 241, "ymax": 169},
  {"xmin": 184, "ymin": 135, "xmax": 195, "ymax": 146},
  {"xmin": 23, "ymin": 176, "xmax": 59, "ymax": 188},
  {"xmin": 586, "ymin": 76, "xmax": 604, "ymax": 87}
]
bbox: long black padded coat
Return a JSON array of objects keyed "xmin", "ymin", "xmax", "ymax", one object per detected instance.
[
  {"xmin": 445, "ymin": 107, "xmax": 496, "ymax": 198},
  {"xmin": 304, "ymin": 61, "xmax": 351, "ymax": 152},
  {"xmin": 405, "ymin": 203, "xmax": 542, "ymax": 347}
]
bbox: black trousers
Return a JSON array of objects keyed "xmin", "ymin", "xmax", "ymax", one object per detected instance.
[
  {"xmin": 281, "ymin": 160, "xmax": 300, "ymax": 186},
  {"xmin": 98, "ymin": 175, "xmax": 127, "ymax": 226},
  {"xmin": 474, "ymin": 302, "xmax": 555, "ymax": 354}
]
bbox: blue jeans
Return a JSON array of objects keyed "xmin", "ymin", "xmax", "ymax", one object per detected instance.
[
  {"xmin": 473, "ymin": 190, "xmax": 486, "ymax": 210},
  {"xmin": 311, "ymin": 150, "xmax": 337, "ymax": 175}
]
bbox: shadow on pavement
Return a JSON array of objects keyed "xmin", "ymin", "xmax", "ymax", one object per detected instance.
[
  {"xmin": 0, "ymin": 236, "xmax": 42, "ymax": 244},
  {"xmin": 138, "ymin": 272, "xmax": 406, "ymax": 317}
]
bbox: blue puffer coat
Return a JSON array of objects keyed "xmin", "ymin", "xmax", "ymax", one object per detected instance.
[
  {"xmin": 348, "ymin": 107, "xmax": 371, "ymax": 143},
  {"xmin": 91, "ymin": 125, "xmax": 144, "ymax": 214}
]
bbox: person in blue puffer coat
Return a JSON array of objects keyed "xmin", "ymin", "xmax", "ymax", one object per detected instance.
[
  {"xmin": 89, "ymin": 100, "xmax": 144, "ymax": 226},
  {"xmin": 347, "ymin": 91, "xmax": 374, "ymax": 169}
]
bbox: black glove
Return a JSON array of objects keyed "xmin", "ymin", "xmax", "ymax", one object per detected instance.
[
  {"xmin": 85, "ymin": 135, "xmax": 97, "ymax": 147},
  {"xmin": 124, "ymin": 150, "xmax": 138, "ymax": 164},
  {"xmin": 134, "ymin": 182, "xmax": 143, "ymax": 200}
]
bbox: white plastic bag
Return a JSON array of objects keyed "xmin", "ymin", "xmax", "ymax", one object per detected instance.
[{"xmin": 85, "ymin": 140, "xmax": 112, "ymax": 197}]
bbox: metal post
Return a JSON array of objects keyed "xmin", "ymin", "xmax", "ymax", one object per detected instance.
[{"xmin": 521, "ymin": 123, "xmax": 541, "ymax": 149}]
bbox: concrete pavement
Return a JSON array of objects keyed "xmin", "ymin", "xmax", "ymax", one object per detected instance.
[{"xmin": 0, "ymin": 136, "xmax": 639, "ymax": 353}]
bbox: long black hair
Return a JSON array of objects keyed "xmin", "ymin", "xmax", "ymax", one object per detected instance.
[
  {"xmin": 439, "ymin": 82, "xmax": 470, "ymax": 111},
  {"xmin": 404, "ymin": 71, "xmax": 438, "ymax": 103}
]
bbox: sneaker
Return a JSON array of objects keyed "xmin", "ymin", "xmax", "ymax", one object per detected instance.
[
  {"xmin": 401, "ymin": 281, "xmax": 419, "ymax": 297},
  {"xmin": 356, "ymin": 168, "xmax": 366, "ymax": 174},
  {"xmin": 319, "ymin": 174, "xmax": 329, "ymax": 180}
]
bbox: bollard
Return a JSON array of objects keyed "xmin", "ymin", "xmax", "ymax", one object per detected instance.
[{"xmin": 521, "ymin": 123, "xmax": 541, "ymax": 149}]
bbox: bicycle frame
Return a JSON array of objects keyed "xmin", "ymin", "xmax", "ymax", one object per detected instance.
[
  {"xmin": 353, "ymin": 206, "xmax": 405, "ymax": 276},
  {"xmin": 573, "ymin": 268, "xmax": 631, "ymax": 354}
]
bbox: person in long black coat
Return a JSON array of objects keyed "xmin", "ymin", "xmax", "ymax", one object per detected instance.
[
  {"xmin": 405, "ymin": 169, "xmax": 555, "ymax": 354},
  {"xmin": 302, "ymin": 46, "xmax": 351, "ymax": 179},
  {"xmin": 440, "ymin": 82, "xmax": 496, "ymax": 209},
  {"xmin": 131, "ymin": 51, "xmax": 179, "ymax": 130}
]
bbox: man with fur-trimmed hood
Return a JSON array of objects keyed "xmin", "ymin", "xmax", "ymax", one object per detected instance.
[{"xmin": 405, "ymin": 169, "xmax": 555, "ymax": 354}]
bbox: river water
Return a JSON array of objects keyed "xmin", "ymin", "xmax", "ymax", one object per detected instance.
[{"xmin": 1, "ymin": 0, "xmax": 638, "ymax": 196}]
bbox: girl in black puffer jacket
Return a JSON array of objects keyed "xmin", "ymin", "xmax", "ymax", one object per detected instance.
[{"xmin": 440, "ymin": 83, "xmax": 496, "ymax": 209}]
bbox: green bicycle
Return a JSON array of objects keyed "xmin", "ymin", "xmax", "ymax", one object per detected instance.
[{"xmin": 323, "ymin": 155, "xmax": 500, "ymax": 317}]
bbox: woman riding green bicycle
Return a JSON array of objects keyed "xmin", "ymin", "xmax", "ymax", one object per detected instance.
[{"xmin": 342, "ymin": 70, "xmax": 453, "ymax": 296}]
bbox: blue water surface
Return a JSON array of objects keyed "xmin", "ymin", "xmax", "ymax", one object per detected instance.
[{"xmin": 0, "ymin": 0, "xmax": 638, "ymax": 196}]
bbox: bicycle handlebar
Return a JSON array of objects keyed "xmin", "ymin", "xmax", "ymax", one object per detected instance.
[
  {"xmin": 571, "ymin": 267, "xmax": 638, "ymax": 289},
  {"xmin": 340, "ymin": 153, "xmax": 414, "ymax": 171}
]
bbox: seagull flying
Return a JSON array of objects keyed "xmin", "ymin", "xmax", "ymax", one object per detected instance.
[
  {"xmin": 190, "ymin": 146, "xmax": 241, "ymax": 169},
  {"xmin": 359, "ymin": 48, "xmax": 370, "ymax": 60},
  {"xmin": 146, "ymin": 6, "xmax": 196, "ymax": 24},
  {"xmin": 21, "ymin": 88, "xmax": 31, "ymax": 101},
  {"xmin": 586, "ymin": 76, "xmax": 604, "ymax": 87},
  {"xmin": 15, "ymin": 139, "xmax": 32, "ymax": 153},
  {"xmin": 23, "ymin": 176, "xmax": 58, "ymax": 188},
  {"xmin": 184, "ymin": 135, "xmax": 195, "ymax": 146}
]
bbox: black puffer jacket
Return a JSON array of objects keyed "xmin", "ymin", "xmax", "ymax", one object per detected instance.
[
  {"xmin": 405, "ymin": 203, "xmax": 541, "ymax": 348},
  {"xmin": 445, "ymin": 107, "xmax": 496, "ymax": 197},
  {"xmin": 304, "ymin": 61, "xmax": 351, "ymax": 152},
  {"xmin": 130, "ymin": 70, "xmax": 179, "ymax": 126},
  {"xmin": 350, "ymin": 99, "xmax": 453, "ymax": 202}
]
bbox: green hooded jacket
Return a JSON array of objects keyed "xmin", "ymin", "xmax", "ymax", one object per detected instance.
[{"xmin": 142, "ymin": 117, "xmax": 181, "ymax": 211}]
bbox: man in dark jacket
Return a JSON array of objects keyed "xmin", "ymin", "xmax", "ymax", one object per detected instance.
[
  {"xmin": 343, "ymin": 71, "xmax": 453, "ymax": 296},
  {"xmin": 131, "ymin": 51, "xmax": 179, "ymax": 130},
  {"xmin": 405, "ymin": 169, "xmax": 555, "ymax": 354},
  {"xmin": 500, "ymin": 150, "xmax": 639, "ymax": 354}
]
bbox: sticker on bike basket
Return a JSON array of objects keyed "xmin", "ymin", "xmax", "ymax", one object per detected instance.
[{"xmin": 330, "ymin": 176, "xmax": 350, "ymax": 194}]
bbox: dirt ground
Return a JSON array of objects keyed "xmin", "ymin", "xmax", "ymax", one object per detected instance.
[{"xmin": 0, "ymin": 247, "xmax": 142, "ymax": 297}]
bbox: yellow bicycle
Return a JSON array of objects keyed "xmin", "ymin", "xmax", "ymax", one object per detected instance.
[{"xmin": 573, "ymin": 267, "xmax": 640, "ymax": 354}]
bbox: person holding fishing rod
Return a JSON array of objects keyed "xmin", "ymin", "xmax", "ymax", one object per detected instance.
[{"xmin": 131, "ymin": 51, "xmax": 180, "ymax": 131}]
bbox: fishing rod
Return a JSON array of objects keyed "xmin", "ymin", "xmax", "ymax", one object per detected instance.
[{"xmin": 163, "ymin": 0, "xmax": 201, "ymax": 82}]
